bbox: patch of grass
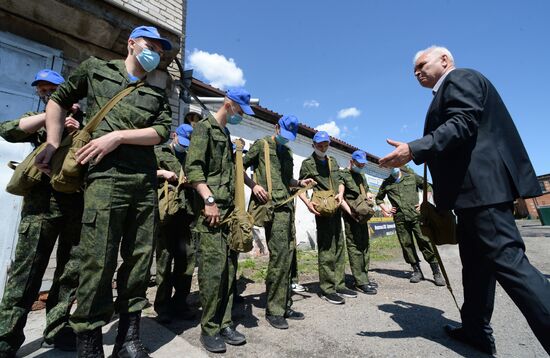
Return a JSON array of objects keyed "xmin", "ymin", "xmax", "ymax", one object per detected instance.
[
  {"xmin": 370, "ymin": 234, "xmax": 401, "ymax": 261},
  {"xmin": 236, "ymin": 234, "xmax": 401, "ymax": 284}
]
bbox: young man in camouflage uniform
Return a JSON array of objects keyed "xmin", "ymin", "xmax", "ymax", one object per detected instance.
[
  {"xmin": 154, "ymin": 123, "xmax": 196, "ymax": 323},
  {"xmin": 340, "ymin": 150, "xmax": 378, "ymax": 295},
  {"xmin": 243, "ymin": 115, "xmax": 315, "ymax": 330},
  {"xmin": 298, "ymin": 131, "xmax": 357, "ymax": 305},
  {"xmin": 185, "ymin": 88, "xmax": 254, "ymax": 353},
  {"xmin": 376, "ymin": 167, "xmax": 445, "ymax": 286},
  {"xmin": 0, "ymin": 69, "xmax": 82, "ymax": 356},
  {"xmin": 35, "ymin": 26, "xmax": 173, "ymax": 357}
]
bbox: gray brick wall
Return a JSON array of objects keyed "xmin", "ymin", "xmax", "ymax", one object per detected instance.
[{"xmin": 105, "ymin": 0, "xmax": 184, "ymax": 36}]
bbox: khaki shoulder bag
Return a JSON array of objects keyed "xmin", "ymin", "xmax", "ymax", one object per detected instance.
[
  {"xmin": 49, "ymin": 82, "xmax": 143, "ymax": 193},
  {"xmin": 311, "ymin": 157, "xmax": 339, "ymax": 217},
  {"xmin": 419, "ymin": 164, "xmax": 457, "ymax": 246},
  {"xmin": 347, "ymin": 179, "xmax": 375, "ymax": 224},
  {"xmin": 419, "ymin": 163, "xmax": 461, "ymax": 313},
  {"xmin": 223, "ymin": 138, "xmax": 254, "ymax": 253},
  {"xmin": 5, "ymin": 147, "xmax": 47, "ymax": 196},
  {"xmin": 158, "ymin": 163, "xmax": 186, "ymax": 226},
  {"xmin": 248, "ymin": 139, "xmax": 275, "ymax": 227}
]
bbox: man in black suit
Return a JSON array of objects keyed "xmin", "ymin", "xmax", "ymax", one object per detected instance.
[{"xmin": 379, "ymin": 46, "xmax": 550, "ymax": 355}]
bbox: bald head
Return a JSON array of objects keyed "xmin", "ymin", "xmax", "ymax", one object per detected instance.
[{"xmin": 413, "ymin": 46, "xmax": 455, "ymax": 89}]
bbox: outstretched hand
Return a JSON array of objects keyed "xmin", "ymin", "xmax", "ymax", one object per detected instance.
[{"xmin": 379, "ymin": 139, "xmax": 412, "ymax": 168}]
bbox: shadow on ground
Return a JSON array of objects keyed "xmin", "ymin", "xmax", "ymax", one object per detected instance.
[{"xmin": 358, "ymin": 300, "xmax": 493, "ymax": 357}]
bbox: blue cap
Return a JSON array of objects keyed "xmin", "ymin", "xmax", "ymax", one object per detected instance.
[
  {"xmin": 278, "ymin": 115, "xmax": 299, "ymax": 141},
  {"xmin": 175, "ymin": 124, "xmax": 193, "ymax": 147},
  {"xmin": 352, "ymin": 150, "xmax": 368, "ymax": 164},
  {"xmin": 129, "ymin": 26, "xmax": 172, "ymax": 51},
  {"xmin": 226, "ymin": 88, "xmax": 255, "ymax": 115},
  {"xmin": 31, "ymin": 69, "xmax": 64, "ymax": 86},
  {"xmin": 313, "ymin": 131, "xmax": 331, "ymax": 143}
]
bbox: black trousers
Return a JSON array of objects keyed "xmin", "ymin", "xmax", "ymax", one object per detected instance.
[{"xmin": 456, "ymin": 202, "xmax": 550, "ymax": 353}]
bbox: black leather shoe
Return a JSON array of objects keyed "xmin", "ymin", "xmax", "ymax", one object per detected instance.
[
  {"xmin": 284, "ymin": 309, "xmax": 305, "ymax": 320},
  {"xmin": 200, "ymin": 334, "xmax": 226, "ymax": 353},
  {"xmin": 220, "ymin": 327, "xmax": 246, "ymax": 345},
  {"xmin": 356, "ymin": 284, "xmax": 377, "ymax": 295},
  {"xmin": 368, "ymin": 280, "xmax": 378, "ymax": 288},
  {"xmin": 266, "ymin": 315, "xmax": 289, "ymax": 329},
  {"xmin": 444, "ymin": 324, "xmax": 496, "ymax": 355}
]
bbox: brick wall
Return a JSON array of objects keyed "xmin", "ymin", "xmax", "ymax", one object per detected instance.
[{"xmin": 104, "ymin": 0, "xmax": 185, "ymax": 36}]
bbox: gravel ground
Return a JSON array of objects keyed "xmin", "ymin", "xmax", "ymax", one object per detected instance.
[{"xmin": 18, "ymin": 220, "xmax": 550, "ymax": 357}]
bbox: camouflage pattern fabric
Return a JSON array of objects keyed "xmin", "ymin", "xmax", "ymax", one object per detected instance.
[{"xmin": 185, "ymin": 115, "xmax": 236, "ymax": 336}]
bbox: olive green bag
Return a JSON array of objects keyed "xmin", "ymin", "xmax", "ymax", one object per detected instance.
[
  {"xmin": 5, "ymin": 145, "xmax": 47, "ymax": 196},
  {"xmin": 419, "ymin": 164, "xmax": 458, "ymax": 246},
  {"xmin": 248, "ymin": 140, "xmax": 275, "ymax": 227},
  {"xmin": 49, "ymin": 83, "xmax": 143, "ymax": 193},
  {"xmin": 224, "ymin": 138, "xmax": 254, "ymax": 252},
  {"xmin": 158, "ymin": 167, "xmax": 186, "ymax": 226},
  {"xmin": 311, "ymin": 157, "xmax": 339, "ymax": 217},
  {"xmin": 347, "ymin": 181, "xmax": 375, "ymax": 224}
]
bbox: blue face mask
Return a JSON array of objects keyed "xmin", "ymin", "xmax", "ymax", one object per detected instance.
[
  {"xmin": 226, "ymin": 105, "xmax": 243, "ymax": 125},
  {"xmin": 352, "ymin": 165, "xmax": 366, "ymax": 174},
  {"xmin": 135, "ymin": 44, "xmax": 160, "ymax": 72},
  {"xmin": 275, "ymin": 134, "xmax": 289, "ymax": 145}
]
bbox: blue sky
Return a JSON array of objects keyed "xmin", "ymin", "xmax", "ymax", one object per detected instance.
[{"xmin": 185, "ymin": 0, "xmax": 550, "ymax": 176}]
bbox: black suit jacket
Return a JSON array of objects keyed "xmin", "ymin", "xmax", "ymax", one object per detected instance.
[{"xmin": 408, "ymin": 68, "xmax": 541, "ymax": 210}]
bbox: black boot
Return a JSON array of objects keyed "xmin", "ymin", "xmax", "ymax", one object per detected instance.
[
  {"xmin": 430, "ymin": 262, "xmax": 446, "ymax": 286},
  {"xmin": 112, "ymin": 312, "xmax": 150, "ymax": 358},
  {"xmin": 76, "ymin": 328, "xmax": 104, "ymax": 358},
  {"xmin": 410, "ymin": 263, "xmax": 424, "ymax": 283}
]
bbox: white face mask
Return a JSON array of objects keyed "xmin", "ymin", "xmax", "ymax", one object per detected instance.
[
  {"xmin": 314, "ymin": 148, "xmax": 327, "ymax": 158},
  {"xmin": 173, "ymin": 142, "xmax": 187, "ymax": 153}
]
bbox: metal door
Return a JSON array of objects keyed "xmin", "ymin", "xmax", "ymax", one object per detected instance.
[{"xmin": 0, "ymin": 31, "xmax": 63, "ymax": 296}]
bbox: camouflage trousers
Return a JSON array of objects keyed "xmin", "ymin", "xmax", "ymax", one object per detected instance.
[
  {"xmin": 395, "ymin": 219, "xmax": 436, "ymax": 265},
  {"xmin": 264, "ymin": 207, "xmax": 295, "ymax": 317},
  {"xmin": 315, "ymin": 211, "xmax": 346, "ymax": 294},
  {"xmin": 0, "ymin": 185, "xmax": 82, "ymax": 354},
  {"xmin": 69, "ymin": 172, "xmax": 157, "ymax": 333},
  {"xmin": 343, "ymin": 213, "xmax": 371, "ymax": 286},
  {"xmin": 154, "ymin": 211, "xmax": 195, "ymax": 314},
  {"xmin": 195, "ymin": 215, "xmax": 237, "ymax": 336}
]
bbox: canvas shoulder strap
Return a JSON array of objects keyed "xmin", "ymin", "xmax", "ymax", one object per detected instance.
[
  {"xmin": 263, "ymin": 139, "xmax": 272, "ymax": 198},
  {"xmin": 275, "ymin": 182, "xmax": 316, "ymax": 208},
  {"xmin": 234, "ymin": 138, "xmax": 246, "ymax": 211},
  {"xmin": 83, "ymin": 82, "xmax": 144, "ymax": 134},
  {"xmin": 327, "ymin": 156, "xmax": 334, "ymax": 192}
]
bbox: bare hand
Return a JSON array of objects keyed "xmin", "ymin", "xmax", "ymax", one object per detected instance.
[
  {"xmin": 366, "ymin": 192, "xmax": 374, "ymax": 201},
  {"xmin": 34, "ymin": 143, "xmax": 57, "ymax": 175},
  {"xmin": 415, "ymin": 204, "xmax": 421, "ymax": 212},
  {"xmin": 157, "ymin": 169, "xmax": 177, "ymax": 182},
  {"xmin": 300, "ymin": 178, "xmax": 317, "ymax": 187},
  {"xmin": 76, "ymin": 132, "xmax": 121, "ymax": 165},
  {"xmin": 253, "ymin": 184, "xmax": 269, "ymax": 203},
  {"xmin": 69, "ymin": 103, "xmax": 81, "ymax": 114},
  {"xmin": 204, "ymin": 204, "xmax": 220, "ymax": 227},
  {"xmin": 379, "ymin": 139, "xmax": 413, "ymax": 168},
  {"xmin": 64, "ymin": 117, "xmax": 80, "ymax": 133},
  {"xmin": 307, "ymin": 201, "xmax": 321, "ymax": 216},
  {"xmin": 335, "ymin": 192, "xmax": 344, "ymax": 205}
]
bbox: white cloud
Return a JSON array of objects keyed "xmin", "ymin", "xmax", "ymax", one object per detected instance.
[
  {"xmin": 186, "ymin": 49, "xmax": 245, "ymax": 90},
  {"xmin": 303, "ymin": 100, "xmax": 320, "ymax": 108},
  {"xmin": 337, "ymin": 107, "xmax": 361, "ymax": 119},
  {"xmin": 315, "ymin": 121, "xmax": 341, "ymax": 138}
]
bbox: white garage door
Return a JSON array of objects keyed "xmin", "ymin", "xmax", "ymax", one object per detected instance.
[{"xmin": 0, "ymin": 31, "xmax": 63, "ymax": 297}]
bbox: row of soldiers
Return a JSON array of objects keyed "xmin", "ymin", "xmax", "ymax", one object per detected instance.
[{"xmin": 0, "ymin": 25, "xmax": 443, "ymax": 357}]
